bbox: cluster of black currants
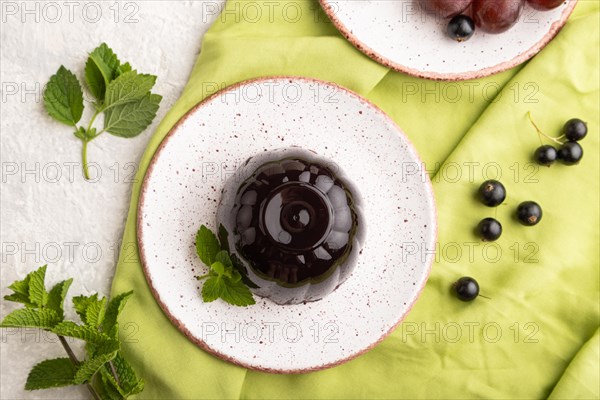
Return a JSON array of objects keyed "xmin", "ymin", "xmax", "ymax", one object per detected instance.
[
  {"xmin": 453, "ymin": 180, "xmax": 543, "ymax": 302},
  {"xmin": 531, "ymin": 115, "xmax": 587, "ymax": 166},
  {"xmin": 476, "ymin": 180, "xmax": 542, "ymax": 242}
]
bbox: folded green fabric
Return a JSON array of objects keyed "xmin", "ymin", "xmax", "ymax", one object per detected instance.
[{"xmin": 111, "ymin": 1, "xmax": 600, "ymax": 398}]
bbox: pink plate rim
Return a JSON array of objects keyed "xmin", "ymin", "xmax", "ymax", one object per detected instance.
[
  {"xmin": 319, "ymin": 0, "xmax": 578, "ymax": 81},
  {"xmin": 137, "ymin": 76, "xmax": 438, "ymax": 373}
]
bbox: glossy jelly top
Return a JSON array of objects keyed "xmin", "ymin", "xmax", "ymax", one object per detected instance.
[{"xmin": 233, "ymin": 158, "xmax": 359, "ymax": 286}]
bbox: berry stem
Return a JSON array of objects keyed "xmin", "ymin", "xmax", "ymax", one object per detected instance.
[
  {"xmin": 478, "ymin": 294, "xmax": 491, "ymax": 300},
  {"xmin": 527, "ymin": 112, "xmax": 564, "ymax": 145}
]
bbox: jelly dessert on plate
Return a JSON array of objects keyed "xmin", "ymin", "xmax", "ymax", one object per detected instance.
[{"xmin": 216, "ymin": 148, "xmax": 365, "ymax": 305}]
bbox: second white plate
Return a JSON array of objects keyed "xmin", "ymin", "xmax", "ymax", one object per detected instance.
[{"xmin": 321, "ymin": 0, "xmax": 577, "ymax": 80}]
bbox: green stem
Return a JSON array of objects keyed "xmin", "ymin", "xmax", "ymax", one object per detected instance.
[
  {"xmin": 196, "ymin": 274, "xmax": 210, "ymax": 281},
  {"xmin": 527, "ymin": 112, "xmax": 564, "ymax": 146},
  {"xmin": 82, "ymin": 140, "xmax": 90, "ymax": 180},
  {"xmin": 58, "ymin": 336, "xmax": 101, "ymax": 400}
]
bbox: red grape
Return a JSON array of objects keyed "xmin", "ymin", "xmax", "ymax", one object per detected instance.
[
  {"xmin": 421, "ymin": 0, "xmax": 473, "ymax": 18},
  {"xmin": 527, "ymin": 0, "xmax": 564, "ymax": 10},
  {"xmin": 473, "ymin": 0, "xmax": 524, "ymax": 33}
]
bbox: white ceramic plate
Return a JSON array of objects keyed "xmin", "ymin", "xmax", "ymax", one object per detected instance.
[
  {"xmin": 138, "ymin": 77, "xmax": 437, "ymax": 373},
  {"xmin": 320, "ymin": 0, "xmax": 577, "ymax": 80}
]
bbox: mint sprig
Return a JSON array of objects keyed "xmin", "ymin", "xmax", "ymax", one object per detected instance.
[
  {"xmin": 195, "ymin": 225, "xmax": 256, "ymax": 306},
  {"xmin": 43, "ymin": 43, "xmax": 162, "ymax": 180},
  {"xmin": 1, "ymin": 265, "xmax": 143, "ymax": 399}
]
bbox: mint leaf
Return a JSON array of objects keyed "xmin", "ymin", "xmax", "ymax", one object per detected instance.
[
  {"xmin": 202, "ymin": 276, "xmax": 225, "ymax": 302},
  {"xmin": 47, "ymin": 279, "xmax": 73, "ymax": 320},
  {"xmin": 0, "ymin": 308, "xmax": 61, "ymax": 329},
  {"xmin": 73, "ymin": 351, "xmax": 118, "ymax": 384},
  {"xmin": 25, "ymin": 358, "xmax": 76, "ymax": 390},
  {"xmin": 102, "ymin": 291, "xmax": 133, "ymax": 339},
  {"xmin": 104, "ymin": 71, "xmax": 156, "ymax": 109},
  {"xmin": 221, "ymin": 279, "xmax": 256, "ymax": 307},
  {"xmin": 27, "ymin": 265, "xmax": 48, "ymax": 307},
  {"xmin": 4, "ymin": 272, "xmax": 35, "ymax": 306},
  {"xmin": 72, "ymin": 294, "xmax": 106, "ymax": 328},
  {"xmin": 51, "ymin": 321, "xmax": 111, "ymax": 344},
  {"xmin": 210, "ymin": 261, "xmax": 226, "ymax": 276},
  {"xmin": 100, "ymin": 352, "xmax": 144, "ymax": 397},
  {"xmin": 196, "ymin": 225, "xmax": 221, "ymax": 267},
  {"xmin": 103, "ymin": 93, "xmax": 161, "ymax": 138},
  {"xmin": 116, "ymin": 62, "xmax": 132, "ymax": 77},
  {"xmin": 215, "ymin": 251, "xmax": 233, "ymax": 269},
  {"xmin": 85, "ymin": 43, "xmax": 120, "ymax": 101},
  {"xmin": 7, "ymin": 273, "xmax": 31, "ymax": 297},
  {"xmin": 96, "ymin": 372, "xmax": 123, "ymax": 400},
  {"xmin": 4, "ymin": 293, "xmax": 34, "ymax": 306},
  {"xmin": 43, "ymin": 66, "xmax": 84, "ymax": 126}
]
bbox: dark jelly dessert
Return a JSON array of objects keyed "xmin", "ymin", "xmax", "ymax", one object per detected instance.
[{"xmin": 216, "ymin": 148, "xmax": 364, "ymax": 305}]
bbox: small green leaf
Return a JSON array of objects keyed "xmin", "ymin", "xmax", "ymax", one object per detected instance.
[
  {"xmin": 0, "ymin": 308, "xmax": 61, "ymax": 329},
  {"xmin": 43, "ymin": 66, "xmax": 84, "ymax": 126},
  {"xmin": 229, "ymin": 269, "xmax": 242, "ymax": 283},
  {"xmin": 210, "ymin": 261, "xmax": 227, "ymax": 276},
  {"xmin": 51, "ymin": 321, "xmax": 111, "ymax": 344},
  {"xmin": 27, "ymin": 265, "xmax": 48, "ymax": 307},
  {"xmin": 7, "ymin": 273, "xmax": 31, "ymax": 297},
  {"xmin": 73, "ymin": 126, "xmax": 87, "ymax": 140},
  {"xmin": 72, "ymin": 294, "xmax": 106, "ymax": 328},
  {"xmin": 196, "ymin": 225, "xmax": 221, "ymax": 267},
  {"xmin": 221, "ymin": 279, "xmax": 255, "ymax": 307},
  {"xmin": 101, "ymin": 291, "xmax": 133, "ymax": 339},
  {"xmin": 104, "ymin": 71, "xmax": 156, "ymax": 109},
  {"xmin": 73, "ymin": 351, "xmax": 118, "ymax": 384},
  {"xmin": 116, "ymin": 62, "xmax": 133, "ymax": 77},
  {"xmin": 47, "ymin": 279, "xmax": 73, "ymax": 320},
  {"xmin": 85, "ymin": 43, "xmax": 120, "ymax": 101},
  {"xmin": 25, "ymin": 358, "xmax": 76, "ymax": 390},
  {"xmin": 201, "ymin": 276, "xmax": 225, "ymax": 303},
  {"xmin": 3, "ymin": 292, "xmax": 35, "ymax": 306},
  {"xmin": 103, "ymin": 92, "xmax": 161, "ymax": 138},
  {"xmin": 95, "ymin": 372, "xmax": 123, "ymax": 400},
  {"xmin": 215, "ymin": 251, "xmax": 232, "ymax": 268},
  {"xmin": 99, "ymin": 352, "xmax": 144, "ymax": 397}
]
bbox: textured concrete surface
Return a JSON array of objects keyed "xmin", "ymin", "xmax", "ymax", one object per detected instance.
[{"xmin": 0, "ymin": 1, "xmax": 222, "ymax": 398}]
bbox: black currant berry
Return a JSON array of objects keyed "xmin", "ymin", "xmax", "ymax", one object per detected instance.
[
  {"xmin": 563, "ymin": 118, "xmax": 587, "ymax": 142},
  {"xmin": 557, "ymin": 142, "xmax": 583, "ymax": 165},
  {"xmin": 534, "ymin": 145, "xmax": 557, "ymax": 166},
  {"xmin": 478, "ymin": 180, "xmax": 506, "ymax": 207},
  {"xmin": 477, "ymin": 218, "xmax": 502, "ymax": 241},
  {"xmin": 454, "ymin": 277, "xmax": 480, "ymax": 301},
  {"xmin": 516, "ymin": 201, "xmax": 543, "ymax": 226},
  {"xmin": 447, "ymin": 15, "xmax": 475, "ymax": 42}
]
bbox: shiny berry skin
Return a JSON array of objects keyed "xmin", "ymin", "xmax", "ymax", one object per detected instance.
[
  {"xmin": 527, "ymin": 0, "xmax": 564, "ymax": 11},
  {"xmin": 477, "ymin": 218, "xmax": 502, "ymax": 241},
  {"xmin": 563, "ymin": 118, "xmax": 588, "ymax": 142},
  {"xmin": 516, "ymin": 201, "xmax": 543, "ymax": 226},
  {"xmin": 478, "ymin": 180, "xmax": 506, "ymax": 207},
  {"xmin": 454, "ymin": 277, "xmax": 480, "ymax": 301},
  {"xmin": 447, "ymin": 15, "xmax": 475, "ymax": 42},
  {"xmin": 534, "ymin": 145, "xmax": 557, "ymax": 166},
  {"xmin": 557, "ymin": 142, "xmax": 583, "ymax": 165},
  {"xmin": 473, "ymin": 0, "xmax": 523, "ymax": 33}
]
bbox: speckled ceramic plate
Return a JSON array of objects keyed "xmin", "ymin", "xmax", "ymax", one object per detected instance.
[
  {"xmin": 320, "ymin": 0, "xmax": 577, "ymax": 80},
  {"xmin": 138, "ymin": 77, "xmax": 437, "ymax": 373}
]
